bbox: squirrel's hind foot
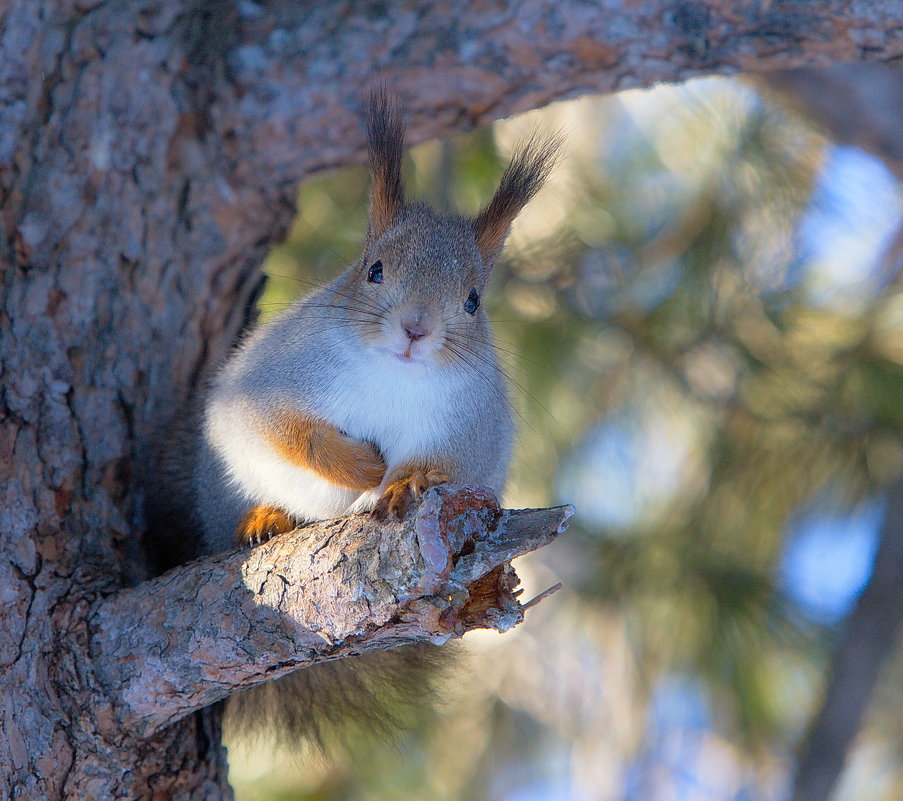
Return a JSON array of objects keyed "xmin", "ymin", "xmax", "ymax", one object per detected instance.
[
  {"xmin": 236, "ymin": 505, "xmax": 296, "ymax": 546},
  {"xmin": 372, "ymin": 468, "xmax": 451, "ymax": 521}
]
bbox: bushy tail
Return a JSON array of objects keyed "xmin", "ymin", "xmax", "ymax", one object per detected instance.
[{"xmin": 224, "ymin": 643, "xmax": 456, "ymax": 753}]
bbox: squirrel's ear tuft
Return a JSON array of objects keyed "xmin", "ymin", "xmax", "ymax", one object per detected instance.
[
  {"xmin": 473, "ymin": 133, "xmax": 560, "ymax": 263},
  {"xmin": 367, "ymin": 89, "xmax": 406, "ymax": 239}
]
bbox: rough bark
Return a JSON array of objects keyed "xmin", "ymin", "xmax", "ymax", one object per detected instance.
[
  {"xmin": 90, "ymin": 486, "xmax": 571, "ymax": 738},
  {"xmin": 2, "ymin": 1, "xmax": 902, "ymax": 799}
]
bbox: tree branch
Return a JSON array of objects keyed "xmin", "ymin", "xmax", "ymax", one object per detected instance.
[
  {"xmin": 211, "ymin": 0, "xmax": 903, "ymax": 200},
  {"xmin": 790, "ymin": 480, "xmax": 903, "ymax": 801},
  {"xmin": 88, "ymin": 486, "xmax": 573, "ymax": 737}
]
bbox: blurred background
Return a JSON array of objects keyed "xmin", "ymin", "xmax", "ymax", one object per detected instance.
[{"xmin": 228, "ymin": 73, "xmax": 903, "ymax": 801}]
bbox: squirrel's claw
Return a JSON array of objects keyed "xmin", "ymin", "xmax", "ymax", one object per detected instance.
[
  {"xmin": 236, "ymin": 504, "xmax": 295, "ymax": 547},
  {"xmin": 371, "ymin": 469, "xmax": 451, "ymax": 521}
]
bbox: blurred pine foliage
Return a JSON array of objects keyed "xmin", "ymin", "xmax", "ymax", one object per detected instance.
[{"xmin": 234, "ymin": 77, "xmax": 903, "ymax": 801}]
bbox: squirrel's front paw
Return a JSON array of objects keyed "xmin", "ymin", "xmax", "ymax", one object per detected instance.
[
  {"xmin": 372, "ymin": 468, "xmax": 451, "ymax": 521},
  {"xmin": 236, "ymin": 505, "xmax": 295, "ymax": 546}
]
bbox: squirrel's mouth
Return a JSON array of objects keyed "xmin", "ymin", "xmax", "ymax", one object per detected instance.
[
  {"xmin": 376, "ymin": 337, "xmax": 440, "ymax": 365},
  {"xmin": 378, "ymin": 344, "xmax": 436, "ymax": 366},
  {"xmin": 371, "ymin": 342, "xmax": 420, "ymax": 363}
]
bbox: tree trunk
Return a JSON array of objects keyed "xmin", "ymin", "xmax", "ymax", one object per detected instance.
[
  {"xmin": 789, "ymin": 480, "xmax": 903, "ymax": 801},
  {"xmin": 2, "ymin": 1, "xmax": 902, "ymax": 798}
]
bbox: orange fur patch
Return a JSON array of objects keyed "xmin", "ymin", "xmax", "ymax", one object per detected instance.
[
  {"xmin": 236, "ymin": 504, "xmax": 294, "ymax": 546},
  {"xmin": 263, "ymin": 410, "xmax": 386, "ymax": 490},
  {"xmin": 371, "ymin": 174, "xmax": 402, "ymax": 237},
  {"xmin": 474, "ymin": 211, "xmax": 512, "ymax": 261}
]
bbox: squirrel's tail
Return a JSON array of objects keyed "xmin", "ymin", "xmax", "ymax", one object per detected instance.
[{"xmin": 223, "ymin": 643, "xmax": 454, "ymax": 752}]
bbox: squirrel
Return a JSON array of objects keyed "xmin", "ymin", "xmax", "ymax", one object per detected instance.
[{"xmin": 150, "ymin": 90, "xmax": 558, "ymax": 747}]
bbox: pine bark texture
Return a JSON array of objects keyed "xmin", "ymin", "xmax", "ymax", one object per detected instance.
[{"xmin": 2, "ymin": 1, "xmax": 903, "ymax": 799}]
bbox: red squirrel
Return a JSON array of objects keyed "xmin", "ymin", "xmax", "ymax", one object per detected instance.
[
  {"xmin": 195, "ymin": 92, "xmax": 558, "ymax": 551},
  {"xmin": 156, "ymin": 90, "xmax": 558, "ymax": 746}
]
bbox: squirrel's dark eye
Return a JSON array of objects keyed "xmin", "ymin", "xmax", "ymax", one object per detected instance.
[
  {"xmin": 464, "ymin": 288, "xmax": 480, "ymax": 315},
  {"xmin": 367, "ymin": 260, "xmax": 383, "ymax": 283}
]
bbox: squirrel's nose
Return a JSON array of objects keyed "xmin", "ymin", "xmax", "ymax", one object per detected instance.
[
  {"xmin": 403, "ymin": 321, "xmax": 429, "ymax": 341},
  {"xmin": 400, "ymin": 307, "xmax": 432, "ymax": 341}
]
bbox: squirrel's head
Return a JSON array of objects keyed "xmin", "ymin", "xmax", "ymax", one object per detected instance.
[{"xmin": 341, "ymin": 90, "xmax": 559, "ymax": 368}]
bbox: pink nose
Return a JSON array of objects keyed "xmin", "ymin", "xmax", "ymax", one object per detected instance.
[
  {"xmin": 400, "ymin": 308, "xmax": 432, "ymax": 341},
  {"xmin": 403, "ymin": 321, "xmax": 429, "ymax": 341}
]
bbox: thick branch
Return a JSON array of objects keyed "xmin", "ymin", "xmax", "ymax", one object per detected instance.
[
  {"xmin": 88, "ymin": 486, "xmax": 573, "ymax": 737},
  {"xmin": 216, "ymin": 0, "xmax": 903, "ymax": 195}
]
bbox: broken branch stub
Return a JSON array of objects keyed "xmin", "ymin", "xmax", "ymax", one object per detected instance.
[{"xmin": 89, "ymin": 485, "xmax": 573, "ymax": 736}]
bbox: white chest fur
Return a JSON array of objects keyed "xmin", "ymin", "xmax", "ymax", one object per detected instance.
[{"xmin": 323, "ymin": 352, "xmax": 463, "ymax": 469}]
